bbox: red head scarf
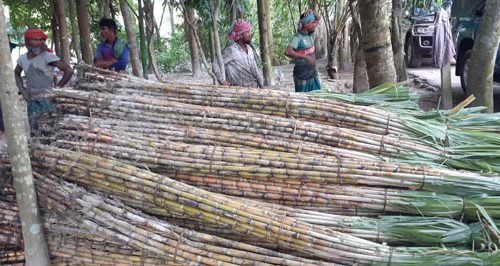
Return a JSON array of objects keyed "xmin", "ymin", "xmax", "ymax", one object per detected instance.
[
  {"xmin": 228, "ymin": 19, "xmax": 251, "ymax": 41},
  {"xmin": 24, "ymin": 29, "xmax": 48, "ymax": 43}
]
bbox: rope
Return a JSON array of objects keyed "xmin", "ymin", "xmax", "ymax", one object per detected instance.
[
  {"xmin": 153, "ymin": 177, "xmax": 162, "ymax": 205},
  {"xmin": 296, "ymin": 140, "xmax": 303, "ymax": 156},
  {"xmin": 384, "ymin": 114, "xmax": 391, "ymax": 135},
  {"xmin": 387, "ymin": 247, "xmax": 394, "ymax": 266},
  {"xmin": 87, "ymin": 91, "xmax": 96, "ymax": 119},
  {"xmin": 419, "ymin": 166, "xmax": 427, "ymax": 190},
  {"xmin": 292, "ymin": 119, "xmax": 298, "ymax": 136},
  {"xmin": 172, "ymin": 229, "xmax": 186, "ymax": 263},
  {"xmin": 376, "ymin": 220, "xmax": 381, "ymax": 243},
  {"xmin": 336, "ymin": 155, "xmax": 343, "ymax": 185},
  {"xmin": 460, "ymin": 196, "xmax": 467, "ymax": 221},
  {"xmin": 209, "ymin": 145, "xmax": 218, "ymax": 174},
  {"xmin": 285, "ymin": 93, "xmax": 291, "ymax": 118},
  {"xmin": 276, "ymin": 218, "xmax": 286, "ymax": 250},
  {"xmin": 382, "ymin": 188, "xmax": 388, "ymax": 212},
  {"xmin": 298, "ymin": 181, "xmax": 304, "ymax": 201},
  {"xmin": 209, "ymin": 87, "xmax": 215, "ymax": 107},
  {"xmin": 378, "ymin": 135, "xmax": 386, "ymax": 154}
]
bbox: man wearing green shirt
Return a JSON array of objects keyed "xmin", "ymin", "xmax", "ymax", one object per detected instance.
[{"xmin": 285, "ymin": 9, "xmax": 321, "ymax": 92}]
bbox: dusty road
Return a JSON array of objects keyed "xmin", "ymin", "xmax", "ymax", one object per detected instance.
[{"xmin": 407, "ymin": 65, "xmax": 500, "ymax": 111}]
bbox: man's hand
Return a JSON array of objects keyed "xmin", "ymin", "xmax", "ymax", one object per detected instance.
[
  {"xmin": 304, "ymin": 55, "xmax": 315, "ymax": 65},
  {"xmin": 94, "ymin": 60, "xmax": 107, "ymax": 68},
  {"xmin": 20, "ymin": 87, "xmax": 30, "ymax": 101},
  {"xmin": 221, "ymin": 81, "xmax": 230, "ymax": 86},
  {"xmin": 94, "ymin": 59, "xmax": 118, "ymax": 69}
]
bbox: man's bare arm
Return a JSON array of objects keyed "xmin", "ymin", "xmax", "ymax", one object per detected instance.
[
  {"xmin": 49, "ymin": 60, "xmax": 73, "ymax": 87},
  {"xmin": 14, "ymin": 64, "xmax": 30, "ymax": 100},
  {"xmin": 285, "ymin": 46, "xmax": 315, "ymax": 65},
  {"xmin": 94, "ymin": 59, "xmax": 118, "ymax": 68},
  {"xmin": 14, "ymin": 65, "xmax": 24, "ymax": 91}
]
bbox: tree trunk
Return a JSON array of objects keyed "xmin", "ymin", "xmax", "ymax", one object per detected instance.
[
  {"xmin": 350, "ymin": 0, "xmax": 369, "ymax": 92},
  {"xmin": 76, "ymin": 0, "xmax": 93, "ymax": 64},
  {"xmin": 391, "ymin": 0, "xmax": 407, "ymax": 82},
  {"xmin": 120, "ymin": 0, "xmax": 142, "ymax": 77},
  {"xmin": 109, "ymin": 0, "xmax": 117, "ymax": 20},
  {"xmin": 257, "ymin": 0, "xmax": 273, "ymax": 86},
  {"xmin": 0, "ymin": 3, "xmax": 50, "ymax": 265},
  {"xmin": 338, "ymin": 25, "xmax": 350, "ymax": 71},
  {"xmin": 53, "ymin": 0, "xmax": 70, "ymax": 64},
  {"xmin": 211, "ymin": 0, "xmax": 225, "ymax": 82},
  {"xmin": 264, "ymin": 1, "xmax": 278, "ymax": 66},
  {"xmin": 327, "ymin": 33, "xmax": 339, "ymax": 79},
  {"xmin": 144, "ymin": 0, "xmax": 163, "ymax": 81},
  {"xmin": 184, "ymin": 7, "xmax": 202, "ymax": 77},
  {"xmin": 68, "ymin": 0, "xmax": 82, "ymax": 62},
  {"xmin": 337, "ymin": 0, "xmax": 349, "ymax": 71},
  {"xmin": 138, "ymin": 0, "xmax": 149, "ymax": 78},
  {"xmin": 353, "ymin": 35, "xmax": 370, "ymax": 92},
  {"xmin": 99, "ymin": 0, "xmax": 111, "ymax": 18},
  {"xmin": 359, "ymin": 0, "xmax": 397, "ymax": 87},
  {"xmin": 467, "ymin": 0, "xmax": 500, "ymax": 112},
  {"xmin": 209, "ymin": 31, "xmax": 216, "ymax": 61},
  {"xmin": 231, "ymin": 0, "xmax": 241, "ymax": 21},
  {"xmin": 314, "ymin": 17, "xmax": 328, "ymax": 59},
  {"xmin": 169, "ymin": 2, "xmax": 175, "ymax": 34},
  {"xmin": 50, "ymin": 0, "xmax": 61, "ymax": 58}
]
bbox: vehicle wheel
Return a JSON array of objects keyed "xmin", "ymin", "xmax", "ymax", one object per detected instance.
[
  {"xmin": 459, "ymin": 50, "xmax": 472, "ymax": 94},
  {"xmin": 405, "ymin": 39, "xmax": 422, "ymax": 68}
]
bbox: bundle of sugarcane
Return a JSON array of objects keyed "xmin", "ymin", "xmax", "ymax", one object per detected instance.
[
  {"xmin": 156, "ymin": 200, "xmax": 472, "ymax": 248},
  {"xmin": 0, "ymin": 200, "xmax": 21, "ymax": 249},
  {"xmin": 0, "ymin": 249, "xmax": 24, "ymax": 265},
  {"xmin": 76, "ymin": 63, "xmax": 158, "ymax": 85},
  {"xmin": 48, "ymin": 236, "xmax": 178, "ymax": 266},
  {"xmin": 74, "ymin": 67, "xmax": 500, "ymax": 173},
  {"xmin": 30, "ymin": 145, "xmax": 500, "ymax": 264},
  {"xmin": 74, "ymin": 79, "xmax": 414, "ymax": 137},
  {"xmin": 51, "ymin": 127, "xmax": 500, "ymax": 198},
  {"xmin": 0, "ymin": 193, "xmax": 185, "ymax": 265},
  {"xmin": 34, "ymin": 172, "xmax": 339, "ymax": 265},
  {"xmin": 52, "ymin": 89, "xmax": 444, "ymax": 163},
  {"xmin": 100, "ymin": 183, "xmax": 471, "ymax": 247},
  {"xmin": 2, "ymin": 177, "xmax": 476, "ymax": 257},
  {"xmin": 32, "ymin": 145, "xmax": 395, "ymax": 264},
  {"xmin": 53, "ymin": 114, "xmax": 381, "ymax": 162}
]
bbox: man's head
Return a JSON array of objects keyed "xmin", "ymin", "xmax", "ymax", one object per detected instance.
[
  {"xmin": 99, "ymin": 18, "xmax": 117, "ymax": 41},
  {"xmin": 298, "ymin": 12, "xmax": 317, "ymax": 35},
  {"xmin": 228, "ymin": 19, "xmax": 252, "ymax": 44},
  {"xmin": 24, "ymin": 29, "xmax": 48, "ymax": 56}
]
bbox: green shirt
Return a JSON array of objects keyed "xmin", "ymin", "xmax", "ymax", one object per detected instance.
[{"xmin": 288, "ymin": 32, "xmax": 315, "ymax": 66}]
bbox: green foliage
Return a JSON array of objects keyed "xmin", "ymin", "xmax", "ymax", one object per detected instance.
[
  {"xmin": 156, "ymin": 31, "xmax": 191, "ymax": 72},
  {"xmin": 4, "ymin": 0, "xmax": 53, "ymax": 43}
]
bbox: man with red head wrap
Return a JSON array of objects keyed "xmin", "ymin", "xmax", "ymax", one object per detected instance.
[
  {"xmin": 13, "ymin": 28, "xmax": 73, "ymax": 134},
  {"xmin": 213, "ymin": 19, "xmax": 263, "ymax": 88}
]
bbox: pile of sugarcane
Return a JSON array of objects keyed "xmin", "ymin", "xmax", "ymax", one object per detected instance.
[
  {"xmin": 26, "ymin": 145, "xmax": 500, "ymax": 264},
  {"xmin": 49, "ymin": 117, "xmax": 500, "ymax": 197},
  {"xmin": 74, "ymin": 65, "xmax": 500, "ymax": 173},
  {"xmin": 5, "ymin": 66, "xmax": 500, "ymax": 264},
  {"xmin": 5, "ymin": 171, "xmax": 344, "ymax": 265},
  {"xmin": 52, "ymin": 89, "xmax": 446, "ymax": 164},
  {"xmin": 73, "ymin": 64, "xmax": 424, "ymax": 137}
]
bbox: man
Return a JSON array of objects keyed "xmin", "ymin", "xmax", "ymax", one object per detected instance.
[
  {"xmin": 216, "ymin": 19, "xmax": 263, "ymax": 88},
  {"xmin": 285, "ymin": 10, "xmax": 321, "ymax": 92},
  {"xmin": 14, "ymin": 28, "xmax": 73, "ymax": 132},
  {"xmin": 94, "ymin": 18, "xmax": 129, "ymax": 71}
]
